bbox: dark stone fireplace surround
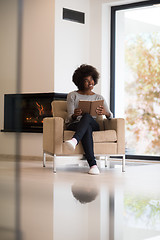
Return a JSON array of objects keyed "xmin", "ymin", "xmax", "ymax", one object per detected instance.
[{"xmin": 2, "ymin": 92, "xmax": 67, "ymax": 133}]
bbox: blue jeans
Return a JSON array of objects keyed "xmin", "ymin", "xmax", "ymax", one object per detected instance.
[{"xmin": 66, "ymin": 113, "xmax": 100, "ymax": 167}]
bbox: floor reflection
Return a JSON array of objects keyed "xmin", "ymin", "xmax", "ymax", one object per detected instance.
[
  {"xmin": 124, "ymin": 193, "xmax": 160, "ymax": 238},
  {"xmin": 71, "ymin": 181, "xmax": 99, "ymax": 204},
  {"xmin": 1, "ymin": 160, "xmax": 160, "ymax": 240},
  {"xmin": 53, "ymin": 170, "xmax": 160, "ymax": 240}
]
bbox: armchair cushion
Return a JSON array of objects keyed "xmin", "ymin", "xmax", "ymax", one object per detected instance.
[{"xmin": 64, "ymin": 130, "xmax": 117, "ymax": 143}]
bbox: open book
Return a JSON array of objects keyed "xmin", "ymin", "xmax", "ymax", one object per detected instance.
[{"xmin": 78, "ymin": 100, "xmax": 104, "ymax": 116}]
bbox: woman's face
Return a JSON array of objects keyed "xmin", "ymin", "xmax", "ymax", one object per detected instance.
[{"xmin": 83, "ymin": 76, "xmax": 94, "ymax": 90}]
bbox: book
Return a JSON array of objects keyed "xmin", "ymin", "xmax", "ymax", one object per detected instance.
[{"xmin": 78, "ymin": 100, "xmax": 104, "ymax": 116}]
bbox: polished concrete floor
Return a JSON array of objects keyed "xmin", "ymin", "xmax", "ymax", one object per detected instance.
[{"xmin": 0, "ymin": 158, "xmax": 160, "ymax": 240}]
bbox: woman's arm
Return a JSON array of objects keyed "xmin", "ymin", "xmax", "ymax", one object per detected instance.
[
  {"xmin": 66, "ymin": 92, "xmax": 75, "ymax": 121},
  {"xmin": 66, "ymin": 92, "xmax": 82, "ymax": 122},
  {"xmin": 96, "ymin": 96, "xmax": 113, "ymax": 119}
]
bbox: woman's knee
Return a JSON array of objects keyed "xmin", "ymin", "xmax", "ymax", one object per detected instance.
[{"xmin": 82, "ymin": 113, "xmax": 92, "ymax": 121}]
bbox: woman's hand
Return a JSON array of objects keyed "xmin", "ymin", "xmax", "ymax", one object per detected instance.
[
  {"xmin": 72, "ymin": 108, "xmax": 82, "ymax": 119},
  {"xmin": 96, "ymin": 105, "xmax": 110, "ymax": 117}
]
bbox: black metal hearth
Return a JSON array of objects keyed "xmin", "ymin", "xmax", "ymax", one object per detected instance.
[{"xmin": 2, "ymin": 92, "xmax": 67, "ymax": 133}]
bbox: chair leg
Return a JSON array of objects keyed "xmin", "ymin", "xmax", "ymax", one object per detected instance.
[
  {"xmin": 53, "ymin": 154, "xmax": 56, "ymax": 173},
  {"xmin": 105, "ymin": 155, "xmax": 110, "ymax": 168},
  {"xmin": 105, "ymin": 156, "xmax": 107, "ymax": 167},
  {"xmin": 43, "ymin": 152, "xmax": 46, "ymax": 167},
  {"xmin": 122, "ymin": 155, "xmax": 125, "ymax": 172}
]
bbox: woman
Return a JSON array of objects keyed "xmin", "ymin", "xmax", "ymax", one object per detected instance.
[{"xmin": 65, "ymin": 64, "xmax": 113, "ymax": 175}]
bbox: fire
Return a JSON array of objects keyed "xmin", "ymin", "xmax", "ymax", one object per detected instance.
[
  {"xmin": 36, "ymin": 102, "xmax": 44, "ymax": 115},
  {"xmin": 25, "ymin": 102, "xmax": 45, "ymax": 123},
  {"xmin": 26, "ymin": 117, "xmax": 32, "ymax": 121}
]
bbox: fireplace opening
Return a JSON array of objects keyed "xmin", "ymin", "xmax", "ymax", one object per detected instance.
[{"xmin": 2, "ymin": 92, "xmax": 67, "ymax": 133}]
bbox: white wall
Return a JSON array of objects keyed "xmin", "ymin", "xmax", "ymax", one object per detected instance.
[
  {"xmin": 89, "ymin": 0, "xmax": 102, "ymax": 94},
  {"xmin": 0, "ymin": 0, "xmax": 18, "ymax": 156},
  {"xmin": 0, "ymin": 0, "xmax": 55, "ymax": 157},
  {"xmin": 21, "ymin": 0, "xmax": 55, "ymax": 93},
  {"xmin": 19, "ymin": 0, "xmax": 55, "ymax": 157},
  {"xmin": 54, "ymin": 0, "xmax": 104, "ymax": 95},
  {"xmin": 54, "ymin": 0, "xmax": 90, "ymax": 93}
]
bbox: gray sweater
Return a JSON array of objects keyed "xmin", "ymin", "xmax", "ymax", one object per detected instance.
[{"xmin": 65, "ymin": 91, "xmax": 113, "ymax": 125}]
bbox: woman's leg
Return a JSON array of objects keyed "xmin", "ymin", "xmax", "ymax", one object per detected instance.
[
  {"xmin": 80, "ymin": 125, "xmax": 96, "ymax": 167},
  {"xmin": 67, "ymin": 113, "xmax": 99, "ymax": 167},
  {"xmin": 72, "ymin": 113, "xmax": 99, "ymax": 143}
]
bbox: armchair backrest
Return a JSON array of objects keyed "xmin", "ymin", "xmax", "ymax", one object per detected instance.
[
  {"xmin": 51, "ymin": 100, "xmax": 105, "ymax": 130},
  {"xmin": 51, "ymin": 100, "xmax": 68, "ymax": 120}
]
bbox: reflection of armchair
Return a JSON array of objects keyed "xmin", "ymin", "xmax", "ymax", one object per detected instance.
[{"xmin": 43, "ymin": 101, "xmax": 125, "ymax": 172}]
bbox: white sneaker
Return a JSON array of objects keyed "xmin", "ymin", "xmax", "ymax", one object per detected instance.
[
  {"xmin": 65, "ymin": 140, "xmax": 76, "ymax": 151},
  {"xmin": 88, "ymin": 165, "xmax": 100, "ymax": 175}
]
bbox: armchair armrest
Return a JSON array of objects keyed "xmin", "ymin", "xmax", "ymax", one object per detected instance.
[
  {"xmin": 104, "ymin": 118, "xmax": 125, "ymax": 154},
  {"xmin": 43, "ymin": 117, "xmax": 64, "ymax": 155}
]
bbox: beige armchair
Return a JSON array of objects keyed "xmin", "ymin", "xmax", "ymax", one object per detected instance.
[{"xmin": 43, "ymin": 101, "xmax": 125, "ymax": 172}]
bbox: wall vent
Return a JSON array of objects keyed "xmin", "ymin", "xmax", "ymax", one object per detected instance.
[{"xmin": 63, "ymin": 8, "xmax": 85, "ymax": 24}]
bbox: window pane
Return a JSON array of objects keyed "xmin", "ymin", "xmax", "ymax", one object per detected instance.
[{"xmin": 115, "ymin": 5, "xmax": 160, "ymax": 156}]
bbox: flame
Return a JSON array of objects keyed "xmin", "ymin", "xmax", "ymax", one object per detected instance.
[
  {"xmin": 36, "ymin": 102, "xmax": 44, "ymax": 115},
  {"xmin": 26, "ymin": 117, "xmax": 32, "ymax": 121},
  {"xmin": 25, "ymin": 102, "xmax": 45, "ymax": 123}
]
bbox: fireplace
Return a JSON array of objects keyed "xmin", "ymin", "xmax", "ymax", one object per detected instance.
[{"xmin": 2, "ymin": 92, "xmax": 67, "ymax": 133}]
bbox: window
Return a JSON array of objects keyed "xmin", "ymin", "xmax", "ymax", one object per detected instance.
[{"xmin": 111, "ymin": 0, "xmax": 160, "ymax": 159}]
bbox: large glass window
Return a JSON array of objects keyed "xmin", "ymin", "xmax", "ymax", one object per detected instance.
[{"xmin": 111, "ymin": 1, "xmax": 160, "ymax": 158}]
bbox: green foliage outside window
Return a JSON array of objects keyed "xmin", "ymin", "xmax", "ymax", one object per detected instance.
[
  {"xmin": 124, "ymin": 194, "xmax": 160, "ymax": 228},
  {"xmin": 125, "ymin": 33, "xmax": 160, "ymax": 155}
]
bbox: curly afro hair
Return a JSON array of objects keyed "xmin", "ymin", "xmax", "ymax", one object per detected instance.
[{"xmin": 72, "ymin": 64, "xmax": 100, "ymax": 90}]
